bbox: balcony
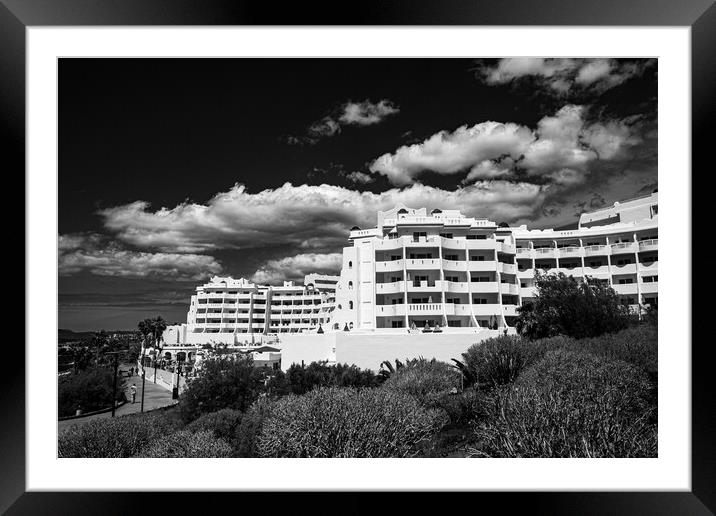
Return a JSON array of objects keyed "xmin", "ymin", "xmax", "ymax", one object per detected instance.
[
  {"xmin": 376, "ymin": 281, "xmax": 405, "ymax": 294},
  {"xmin": 374, "ymin": 238, "xmax": 404, "ymax": 251},
  {"xmin": 465, "ymin": 239, "xmax": 498, "ymax": 250},
  {"xmin": 452, "ymin": 304, "xmax": 473, "ymax": 316},
  {"xmin": 407, "ymin": 280, "xmax": 442, "ymax": 292},
  {"xmin": 641, "ymin": 282, "xmax": 658, "ymax": 295},
  {"xmin": 408, "ymin": 303, "xmax": 444, "ymax": 313},
  {"xmin": 516, "ymin": 268, "xmax": 534, "ymax": 278},
  {"xmin": 639, "ymin": 238, "xmax": 658, "ymax": 252},
  {"xmin": 470, "ymin": 281, "xmax": 499, "ymax": 293},
  {"xmin": 442, "ymin": 259, "xmax": 467, "ymax": 271},
  {"xmin": 639, "ymin": 261, "xmax": 658, "ymax": 273},
  {"xmin": 558, "ymin": 246, "xmax": 583, "ymax": 258},
  {"xmin": 498, "ymin": 263, "xmax": 517, "ymax": 274},
  {"xmin": 499, "ymin": 243, "xmax": 516, "ymax": 254},
  {"xmin": 444, "ymin": 281, "xmax": 469, "ymax": 293},
  {"xmin": 375, "ymin": 259, "xmax": 404, "ymax": 272},
  {"xmin": 533, "ymin": 247, "xmax": 557, "ymax": 258},
  {"xmin": 472, "ymin": 304, "xmax": 504, "ymax": 316},
  {"xmin": 500, "ymin": 283, "xmax": 519, "ymax": 295},
  {"xmin": 612, "ymin": 263, "xmax": 637, "ymax": 274},
  {"xmin": 405, "ymin": 235, "xmax": 441, "ymax": 246},
  {"xmin": 610, "ymin": 242, "xmax": 637, "ymax": 255},
  {"xmin": 520, "ymin": 287, "xmax": 536, "ymax": 298},
  {"xmin": 405, "ymin": 258, "xmax": 441, "ymax": 270},
  {"xmin": 440, "ymin": 237, "xmax": 467, "ymax": 250},
  {"xmin": 583, "ymin": 265, "xmax": 610, "ymax": 276},
  {"xmin": 613, "ymin": 283, "xmax": 638, "ymax": 295},
  {"xmin": 468, "ymin": 261, "xmax": 496, "ymax": 272},
  {"xmin": 516, "ymin": 247, "xmax": 533, "ymax": 257},
  {"xmin": 584, "ymin": 245, "xmax": 609, "ymax": 257}
]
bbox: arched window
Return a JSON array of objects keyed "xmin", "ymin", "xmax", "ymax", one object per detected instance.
[
  {"xmin": 349, "ymin": 301, "xmax": 353, "ymax": 309},
  {"xmin": 349, "ymin": 322, "xmax": 354, "ymax": 329},
  {"xmin": 348, "ymin": 260, "xmax": 353, "ymax": 268},
  {"xmin": 348, "ymin": 281, "xmax": 353, "ymax": 289}
]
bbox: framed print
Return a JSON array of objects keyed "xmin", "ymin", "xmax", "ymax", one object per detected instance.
[{"xmin": 5, "ymin": 0, "xmax": 713, "ymax": 513}]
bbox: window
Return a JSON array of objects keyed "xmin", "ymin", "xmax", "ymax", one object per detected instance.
[
  {"xmin": 391, "ymin": 321, "xmax": 404, "ymax": 328},
  {"xmin": 444, "ymin": 254, "xmax": 459, "ymax": 261},
  {"xmin": 448, "ymin": 320, "xmax": 461, "ymax": 327},
  {"xmin": 618, "ymin": 278, "xmax": 634, "ymax": 284},
  {"xmin": 445, "ymin": 275, "xmax": 459, "ymax": 282},
  {"xmin": 642, "ymin": 275, "xmax": 658, "ymax": 283},
  {"xmin": 467, "ymin": 234, "xmax": 487, "ymax": 240},
  {"xmin": 473, "ymin": 298, "xmax": 488, "ymax": 304},
  {"xmin": 412, "ymin": 232, "xmax": 427, "ymax": 242},
  {"xmin": 348, "ymin": 260, "xmax": 353, "ymax": 268},
  {"xmin": 349, "ymin": 301, "xmax": 354, "ymax": 309},
  {"xmin": 470, "ymin": 255, "xmax": 486, "ymax": 261},
  {"xmin": 440, "ymin": 233, "xmax": 453, "ymax": 239},
  {"xmin": 348, "ymin": 281, "xmax": 353, "ymax": 289}
]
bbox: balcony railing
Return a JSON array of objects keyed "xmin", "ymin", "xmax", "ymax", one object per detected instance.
[
  {"xmin": 639, "ymin": 238, "xmax": 658, "ymax": 251},
  {"xmin": 610, "ymin": 242, "xmax": 637, "ymax": 254},
  {"xmin": 584, "ymin": 245, "xmax": 609, "ymax": 256},
  {"xmin": 408, "ymin": 303, "xmax": 444, "ymax": 313}
]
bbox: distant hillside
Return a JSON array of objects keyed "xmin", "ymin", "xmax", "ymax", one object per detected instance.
[{"xmin": 58, "ymin": 328, "xmax": 96, "ymax": 343}]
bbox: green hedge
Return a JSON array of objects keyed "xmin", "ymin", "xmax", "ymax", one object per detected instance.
[
  {"xmin": 257, "ymin": 387, "xmax": 448, "ymax": 457},
  {"xmin": 185, "ymin": 408, "xmax": 243, "ymax": 442},
  {"xmin": 381, "ymin": 358, "xmax": 461, "ymax": 404}
]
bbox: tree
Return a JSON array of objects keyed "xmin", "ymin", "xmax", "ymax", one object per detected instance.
[
  {"xmin": 178, "ymin": 355, "xmax": 268, "ymax": 422},
  {"xmin": 138, "ymin": 316, "xmax": 168, "ymax": 367},
  {"xmin": 515, "ymin": 272, "xmax": 629, "ymax": 340}
]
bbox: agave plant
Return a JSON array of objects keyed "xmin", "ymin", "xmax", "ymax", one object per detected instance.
[{"xmin": 450, "ymin": 358, "xmax": 477, "ymax": 389}]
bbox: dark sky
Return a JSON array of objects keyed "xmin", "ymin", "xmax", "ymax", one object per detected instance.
[{"xmin": 59, "ymin": 58, "xmax": 657, "ymax": 331}]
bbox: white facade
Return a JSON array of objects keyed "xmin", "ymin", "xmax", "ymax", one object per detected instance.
[
  {"xmin": 163, "ymin": 274, "xmax": 338, "ymax": 346},
  {"xmin": 164, "ymin": 191, "xmax": 657, "ymax": 349},
  {"xmin": 330, "ymin": 192, "xmax": 658, "ymax": 332}
]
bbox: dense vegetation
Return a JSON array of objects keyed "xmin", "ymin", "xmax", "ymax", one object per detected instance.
[
  {"xmin": 515, "ymin": 273, "xmax": 631, "ymax": 339},
  {"xmin": 60, "ymin": 298, "xmax": 657, "ymax": 458},
  {"xmin": 58, "ymin": 367, "xmax": 126, "ymax": 417}
]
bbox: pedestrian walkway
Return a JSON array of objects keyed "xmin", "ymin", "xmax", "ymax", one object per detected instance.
[{"xmin": 58, "ymin": 366, "xmax": 177, "ymax": 434}]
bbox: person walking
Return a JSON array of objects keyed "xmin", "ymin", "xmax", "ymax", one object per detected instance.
[{"xmin": 130, "ymin": 383, "xmax": 137, "ymax": 404}]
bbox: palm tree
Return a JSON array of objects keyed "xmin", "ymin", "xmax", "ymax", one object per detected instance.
[{"xmin": 137, "ymin": 316, "xmax": 168, "ymax": 381}]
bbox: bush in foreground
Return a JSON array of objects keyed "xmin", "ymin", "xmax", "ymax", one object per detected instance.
[
  {"xmin": 279, "ymin": 361, "xmax": 381, "ymax": 395},
  {"xmin": 137, "ymin": 430, "xmax": 233, "ymax": 458},
  {"xmin": 178, "ymin": 355, "xmax": 267, "ymax": 423},
  {"xmin": 471, "ymin": 349, "xmax": 657, "ymax": 458},
  {"xmin": 460, "ymin": 335, "xmax": 546, "ymax": 390},
  {"xmin": 515, "ymin": 273, "xmax": 630, "ymax": 340},
  {"xmin": 380, "ymin": 358, "xmax": 461, "ymax": 405},
  {"xmin": 58, "ymin": 411, "xmax": 174, "ymax": 458},
  {"xmin": 185, "ymin": 408, "xmax": 243, "ymax": 442},
  {"xmin": 58, "ymin": 367, "xmax": 124, "ymax": 417},
  {"xmin": 257, "ymin": 387, "xmax": 448, "ymax": 457},
  {"xmin": 232, "ymin": 396, "xmax": 276, "ymax": 457}
]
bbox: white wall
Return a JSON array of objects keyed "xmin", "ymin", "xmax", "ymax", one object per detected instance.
[{"xmin": 279, "ymin": 330, "xmax": 503, "ymax": 372}]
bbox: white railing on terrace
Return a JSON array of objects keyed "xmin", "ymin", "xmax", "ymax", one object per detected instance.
[
  {"xmin": 408, "ymin": 303, "xmax": 444, "ymax": 312},
  {"xmin": 639, "ymin": 238, "xmax": 658, "ymax": 249}
]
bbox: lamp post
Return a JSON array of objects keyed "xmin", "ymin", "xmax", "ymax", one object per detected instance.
[{"xmin": 105, "ymin": 351, "xmax": 124, "ymax": 418}]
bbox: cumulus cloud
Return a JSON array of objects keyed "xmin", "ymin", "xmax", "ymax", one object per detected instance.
[
  {"xmin": 99, "ymin": 180, "xmax": 548, "ymax": 254},
  {"xmin": 59, "ymin": 233, "xmax": 222, "ymax": 280},
  {"xmin": 370, "ymin": 105, "xmax": 641, "ymax": 186},
  {"xmin": 287, "ymin": 98, "xmax": 399, "ymax": 145},
  {"xmin": 476, "ymin": 58, "xmax": 655, "ymax": 95},
  {"xmin": 251, "ymin": 252, "xmax": 342, "ymax": 284}
]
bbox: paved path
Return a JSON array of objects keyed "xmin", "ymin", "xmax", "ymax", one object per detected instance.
[{"xmin": 58, "ymin": 366, "xmax": 178, "ymax": 434}]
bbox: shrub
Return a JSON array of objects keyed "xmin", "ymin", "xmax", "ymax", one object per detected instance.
[
  {"xmin": 281, "ymin": 361, "xmax": 381, "ymax": 395},
  {"xmin": 381, "ymin": 358, "xmax": 461, "ymax": 404},
  {"xmin": 58, "ymin": 367, "xmax": 125, "ymax": 417},
  {"xmin": 58, "ymin": 411, "xmax": 175, "ymax": 457},
  {"xmin": 471, "ymin": 350, "xmax": 657, "ymax": 458},
  {"xmin": 138, "ymin": 430, "xmax": 233, "ymax": 458},
  {"xmin": 461, "ymin": 335, "xmax": 545, "ymax": 390},
  {"xmin": 257, "ymin": 387, "xmax": 448, "ymax": 458},
  {"xmin": 178, "ymin": 355, "xmax": 267, "ymax": 423},
  {"xmin": 232, "ymin": 396, "xmax": 276, "ymax": 457},
  {"xmin": 424, "ymin": 389, "xmax": 488, "ymax": 427},
  {"xmin": 185, "ymin": 408, "xmax": 243, "ymax": 441},
  {"xmin": 515, "ymin": 273, "xmax": 630, "ymax": 340}
]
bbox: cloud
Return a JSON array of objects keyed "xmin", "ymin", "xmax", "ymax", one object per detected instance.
[
  {"xmin": 476, "ymin": 58, "xmax": 655, "ymax": 95},
  {"xmin": 338, "ymin": 99, "xmax": 399, "ymax": 126},
  {"xmin": 370, "ymin": 104, "xmax": 641, "ymax": 186},
  {"xmin": 99, "ymin": 180, "xmax": 548, "ymax": 255},
  {"xmin": 344, "ymin": 171, "xmax": 375, "ymax": 184},
  {"xmin": 251, "ymin": 252, "xmax": 343, "ymax": 284},
  {"xmin": 59, "ymin": 233, "xmax": 222, "ymax": 280},
  {"xmin": 287, "ymin": 98, "xmax": 399, "ymax": 145}
]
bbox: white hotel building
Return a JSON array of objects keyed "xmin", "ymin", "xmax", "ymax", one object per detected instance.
[
  {"xmin": 329, "ymin": 191, "xmax": 657, "ymax": 333},
  {"xmin": 162, "ymin": 192, "xmax": 656, "ymax": 368}
]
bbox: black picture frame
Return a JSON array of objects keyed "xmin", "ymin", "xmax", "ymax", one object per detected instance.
[{"xmin": 4, "ymin": 0, "xmax": 712, "ymax": 513}]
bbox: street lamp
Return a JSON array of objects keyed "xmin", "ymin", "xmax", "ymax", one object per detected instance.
[{"xmin": 105, "ymin": 350, "xmax": 125, "ymax": 418}]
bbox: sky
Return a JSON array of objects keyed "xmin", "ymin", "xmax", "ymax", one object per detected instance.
[{"xmin": 59, "ymin": 58, "xmax": 658, "ymax": 331}]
